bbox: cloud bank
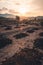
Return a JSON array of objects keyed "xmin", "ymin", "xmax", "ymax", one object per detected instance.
[{"xmin": 0, "ymin": 0, "xmax": 43, "ymax": 16}]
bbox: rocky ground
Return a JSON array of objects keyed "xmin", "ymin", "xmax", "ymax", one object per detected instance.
[{"xmin": 0, "ymin": 22, "xmax": 43, "ymax": 65}]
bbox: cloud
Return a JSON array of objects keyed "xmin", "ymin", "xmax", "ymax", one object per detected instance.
[
  {"xmin": 9, "ymin": 9, "xmax": 19, "ymax": 14},
  {"xmin": 0, "ymin": 0, "xmax": 43, "ymax": 16},
  {"xmin": 0, "ymin": 0, "xmax": 4, "ymax": 1},
  {"xmin": 0, "ymin": 7, "xmax": 9, "ymax": 14},
  {"xmin": 15, "ymin": 3, "xmax": 20, "ymax": 5},
  {"xmin": 32, "ymin": 0, "xmax": 43, "ymax": 10},
  {"xmin": 0, "ymin": 7, "xmax": 19, "ymax": 15}
]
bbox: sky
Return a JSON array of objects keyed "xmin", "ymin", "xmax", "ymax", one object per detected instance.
[{"xmin": 0, "ymin": 0, "xmax": 43, "ymax": 17}]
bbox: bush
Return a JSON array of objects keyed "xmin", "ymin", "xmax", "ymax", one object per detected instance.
[
  {"xmin": 0, "ymin": 37, "xmax": 12, "ymax": 49},
  {"xmin": 5, "ymin": 26, "xmax": 12, "ymax": 30},
  {"xmin": 14, "ymin": 33, "xmax": 28, "ymax": 39},
  {"xmin": 40, "ymin": 21, "xmax": 43, "ymax": 26},
  {"xmin": 39, "ymin": 32, "xmax": 43, "ymax": 37},
  {"xmin": 34, "ymin": 38, "xmax": 43, "ymax": 50}
]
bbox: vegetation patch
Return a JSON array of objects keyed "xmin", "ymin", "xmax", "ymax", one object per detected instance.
[
  {"xmin": 39, "ymin": 32, "xmax": 43, "ymax": 37},
  {"xmin": 40, "ymin": 21, "xmax": 43, "ymax": 26},
  {"xmin": 0, "ymin": 36, "xmax": 12, "ymax": 49},
  {"xmin": 5, "ymin": 26, "xmax": 12, "ymax": 30},
  {"xmin": 26, "ymin": 27, "xmax": 39, "ymax": 33},
  {"xmin": 14, "ymin": 33, "xmax": 28, "ymax": 39},
  {"xmin": 27, "ymin": 29, "xmax": 35, "ymax": 33},
  {"xmin": 34, "ymin": 38, "xmax": 43, "ymax": 50}
]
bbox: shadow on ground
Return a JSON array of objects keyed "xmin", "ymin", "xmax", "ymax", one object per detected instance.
[{"xmin": 2, "ymin": 48, "xmax": 42, "ymax": 65}]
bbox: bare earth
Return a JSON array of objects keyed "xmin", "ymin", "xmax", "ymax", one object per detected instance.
[{"xmin": 0, "ymin": 22, "xmax": 43, "ymax": 65}]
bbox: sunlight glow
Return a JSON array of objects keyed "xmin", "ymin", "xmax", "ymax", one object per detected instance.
[
  {"xmin": 0, "ymin": 0, "xmax": 43, "ymax": 16},
  {"xmin": 18, "ymin": 7, "xmax": 27, "ymax": 15}
]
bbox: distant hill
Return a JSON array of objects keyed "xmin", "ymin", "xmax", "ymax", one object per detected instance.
[
  {"xmin": 27, "ymin": 16, "xmax": 43, "ymax": 20},
  {"xmin": 0, "ymin": 14, "xmax": 16, "ymax": 19},
  {"xmin": 0, "ymin": 14, "xmax": 16, "ymax": 25},
  {"xmin": 36, "ymin": 16, "xmax": 43, "ymax": 20}
]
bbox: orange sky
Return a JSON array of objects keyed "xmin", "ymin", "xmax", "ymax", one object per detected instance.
[{"xmin": 0, "ymin": 0, "xmax": 43, "ymax": 17}]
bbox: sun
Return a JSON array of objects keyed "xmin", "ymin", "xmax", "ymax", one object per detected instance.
[{"xmin": 18, "ymin": 7, "xmax": 27, "ymax": 15}]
